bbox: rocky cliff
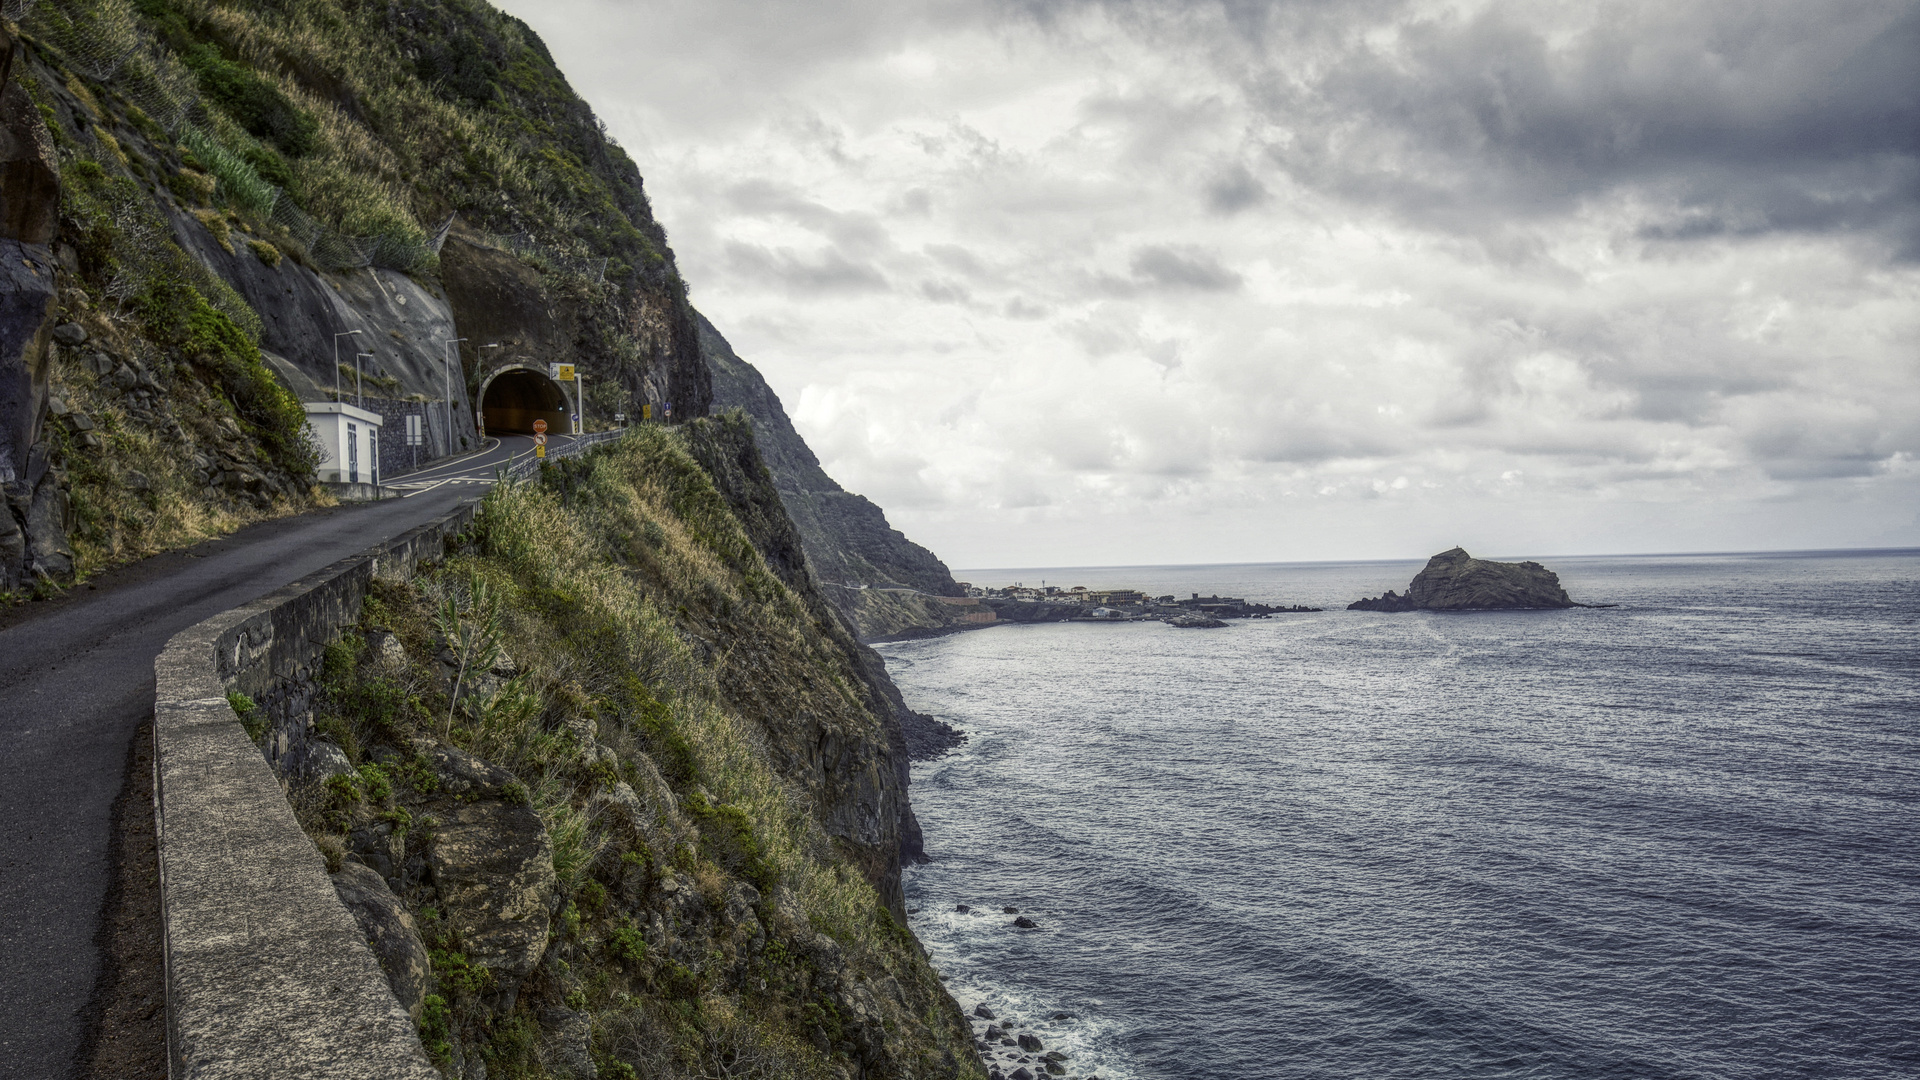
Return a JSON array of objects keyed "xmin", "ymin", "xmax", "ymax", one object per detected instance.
[
  {"xmin": 286, "ymin": 425, "xmax": 979, "ymax": 1079},
  {"xmin": 1349, "ymin": 546, "xmax": 1577, "ymax": 611},
  {"xmin": 700, "ymin": 314, "xmax": 978, "ymax": 642}
]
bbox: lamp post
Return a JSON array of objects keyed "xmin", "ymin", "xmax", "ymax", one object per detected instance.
[
  {"xmin": 355, "ymin": 351, "xmax": 373, "ymax": 408},
  {"xmin": 332, "ymin": 329, "xmax": 361, "ymax": 400},
  {"xmin": 441, "ymin": 336, "xmax": 467, "ymax": 457},
  {"xmin": 476, "ymin": 343, "xmax": 501, "ymax": 438}
]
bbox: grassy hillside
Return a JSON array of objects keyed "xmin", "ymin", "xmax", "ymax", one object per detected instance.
[
  {"xmin": 6, "ymin": 0, "xmax": 717, "ymax": 594},
  {"xmin": 295, "ymin": 422, "xmax": 981, "ymax": 1079}
]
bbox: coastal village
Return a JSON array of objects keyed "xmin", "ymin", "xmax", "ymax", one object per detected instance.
[{"xmin": 959, "ymin": 581, "xmax": 1322, "ymax": 628}]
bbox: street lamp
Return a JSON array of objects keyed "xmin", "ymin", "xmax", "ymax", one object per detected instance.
[
  {"xmin": 476, "ymin": 343, "xmax": 502, "ymax": 438},
  {"xmin": 441, "ymin": 336, "xmax": 467, "ymax": 457},
  {"xmin": 333, "ymin": 329, "xmax": 361, "ymax": 400},
  {"xmin": 355, "ymin": 352, "xmax": 373, "ymax": 408}
]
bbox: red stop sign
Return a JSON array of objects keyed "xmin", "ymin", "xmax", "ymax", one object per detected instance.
[{"xmin": 532, "ymin": 419, "xmax": 547, "ymax": 434}]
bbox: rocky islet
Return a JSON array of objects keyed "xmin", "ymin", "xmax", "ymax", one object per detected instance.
[{"xmin": 1350, "ymin": 546, "xmax": 1581, "ymax": 611}]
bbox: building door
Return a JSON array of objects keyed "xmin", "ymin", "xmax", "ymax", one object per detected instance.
[{"xmin": 347, "ymin": 422, "xmax": 359, "ymax": 484}]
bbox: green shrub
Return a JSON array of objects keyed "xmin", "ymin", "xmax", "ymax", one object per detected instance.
[
  {"xmin": 227, "ymin": 690, "xmax": 265, "ymax": 741},
  {"xmin": 418, "ymin": 994, "xmax": 453, "ymax": 1065},
  {"xmin": 607, "ymin": 923, "xmax": 647, "ymax": 966},
  {"xmin": 355, "ymin": 762, "xmax": 392, "ymax": 804},
  {"xmin": 429, "ymin": 948, "xmax": 492, "ymax": 997},
  {"xmin": 181, "ymin": 44, "xmax": 318, "ymax": 157},
  {"xmin": 138, "ymin": 277, "xmax": 314, "ymax": 476}
]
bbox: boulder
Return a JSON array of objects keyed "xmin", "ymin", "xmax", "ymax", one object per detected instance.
[
  {"xmin": 0, "ymin": 240, "xmax": 54, "ymax": 494},
  {"xmin": 955, "ymin": 903, "xmax": 971, "ymax": 913},
  {"xmin": 1012, "ymin": 916, "xmax": 1038, "ymax": 929},
  {"xmin": 539, "ymin": 1008, "xmax": 597, "ymax": 1079},
  {"xmin": 973, "ymin": 1003, "xmax": 995, "ymax": 1020},
  {"xmin": 589, "ymin": 758, "xmax": 694, "ymax": 868},
  {"xmin": 1018, "ymin": 1033, "xmax": 1044, "ymax": 1052},
  {"xmin": 331, "ymin": 861, "xmax": 432, "ymax": 1022},
  {"xmin": 1349, "ymin": 547, "xmax": 1576, "ymax": 611},
  {"xmin": 24, "ymin": 468, "xmax": 71, "ymax": 580},
  {"xmin": 427, "ymin": 790, "xmax": 555, "ymax": 1003}
]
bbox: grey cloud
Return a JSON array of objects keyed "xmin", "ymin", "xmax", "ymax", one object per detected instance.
[
  {"xmin": 725, "ymin": 180, "xmax": 892, "ymax": 253},
  {"xmin": 1259, "ymin": 1, "xmax": 1920, "ymax": 253},
  {"xmin": 1128, "ymin": 245, "xmax": 1243, "ymax": 291},
  {"xmin": 920, "ymin": 279, "xmax": 974, "ymax": 304},
  {"xmin": 1205, "ymin": 164, "xmax": 1269, "ymax": 214},
  {"xmin": 724, "ymin": 241, "xmax": 891, "ymax": 294}
]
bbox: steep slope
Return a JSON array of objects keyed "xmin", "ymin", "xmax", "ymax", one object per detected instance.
[
  {"xmin": 294, "ymin": 424, "xmax": 981, "ymax": 1079},
  {"xmin": 699, "ymin": 313, "xmax": 984, "ymax": 642}
]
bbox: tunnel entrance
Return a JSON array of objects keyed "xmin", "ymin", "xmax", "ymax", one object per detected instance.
[{"xmin": 480, "ymin": 368, "xmax": 571, "ymax": 435}]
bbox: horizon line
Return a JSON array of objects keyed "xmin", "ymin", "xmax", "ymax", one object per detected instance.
[{"xmin": 952, "ymin": 544, "xmax": 1920, "ymax": 575}]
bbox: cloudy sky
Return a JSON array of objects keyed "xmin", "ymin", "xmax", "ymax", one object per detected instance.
[{"xmin": 503, "ymin": 0, "xmax": 1919, "ymax": 567}]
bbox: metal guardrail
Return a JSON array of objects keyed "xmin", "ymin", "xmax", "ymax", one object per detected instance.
[{"xmin": 501, "ymin": 428, "xmax": 629, "ymax": 484}]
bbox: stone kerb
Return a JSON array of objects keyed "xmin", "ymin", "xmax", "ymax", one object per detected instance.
[{"xmin": 154, "ymin": 503, "xmax": 475, "ymax": 1079}]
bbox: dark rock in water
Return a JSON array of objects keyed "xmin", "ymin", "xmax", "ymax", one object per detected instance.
[
  {"xmin": 1043, "ymin": 1050, "xmax": 1069, "ymax": 1062},
  {"xmin": 956, "ymin": 903, "xmax": 972, "ymax": 913},
  {"xmin": 1003, "ymin": 905, "xmax": 1019, "ymax": 914},
  {"xmin": 975, "ymin": 1003, "xmax": 996, "ymax": 1019},
  {"xmin": 1018, "ymin": 1033, "xmax": 1045, "ymax": 1052},
  {"xmin": 1349, "ymin": 547, "xmax": 1576, "ymax": 612},
  {"xmin": 985, "ymin": 1025, "xmax": 1006, "ymax": 1041},
  {"xmin": 1011, "ymin": 1067, "xmax": 1036, "ymax": 1080},
  {"xmin": 1013, "ymin": 915, "xmax": 1038, "ymax": 929},
  {"xmin": 1048, "ymin": 1012, "xmax": 1075, "ymax": 1021}
]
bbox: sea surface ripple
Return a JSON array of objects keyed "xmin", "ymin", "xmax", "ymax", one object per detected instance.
[{"xmin": 884, "ymin": 551, "xmax": 1920, "ymax": 1080}]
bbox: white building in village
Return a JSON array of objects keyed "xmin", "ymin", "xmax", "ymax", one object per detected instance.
[{"xmin": 304, "ymin": 402, "xmax": 383, "ymax": 495}]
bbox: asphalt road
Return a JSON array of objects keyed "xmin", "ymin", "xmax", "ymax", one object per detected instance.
[{"xmin": 0, "ymin": 433, "xmax": 558, "ymax": 1079}]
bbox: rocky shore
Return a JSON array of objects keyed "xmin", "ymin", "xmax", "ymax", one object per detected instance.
[{"xmin": 914, "ymin": 903, "xmax": 1104, "ymax": 1080}]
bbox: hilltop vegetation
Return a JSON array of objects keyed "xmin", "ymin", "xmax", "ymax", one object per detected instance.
[{"xmin": 9, "ymin": 0, "xmax": 708, "ymax": 591}]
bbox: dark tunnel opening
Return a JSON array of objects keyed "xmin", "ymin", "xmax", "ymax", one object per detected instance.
[{"xmin": 481, "ymin": 369, "xmax": 570, "ymax": 435}]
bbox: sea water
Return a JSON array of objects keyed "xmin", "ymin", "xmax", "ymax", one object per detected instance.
[{"xmin": 883, "ymin": 550, "xmax": 1920, "ymax": 1080}]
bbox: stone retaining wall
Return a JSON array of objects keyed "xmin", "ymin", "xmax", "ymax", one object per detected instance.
[{"xmin": 153, "ymin": 502, "xmax": 477, "ymax": 1079}]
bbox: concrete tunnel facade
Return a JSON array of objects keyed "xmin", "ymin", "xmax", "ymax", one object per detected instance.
[{"xmin": 478, "ymin": 365, "xmax": 574, "ymax": 435}]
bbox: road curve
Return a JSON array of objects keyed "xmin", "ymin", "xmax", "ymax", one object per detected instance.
[{"xmin": 0, "ymin": 431, "xmax": 577, "ymax": 1078}]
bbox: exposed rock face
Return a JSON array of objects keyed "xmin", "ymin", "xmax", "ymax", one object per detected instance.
[
  {"xmin": 680, "ymin": 414, "xmax": 937, "ymax": 897},
  {"xmin": 0, "ymin": 29, "xmax": 61, "ymax": 589},
  {"xmin": 441, "ymin": 224, "xmax": 709, "ymax": 433},
  {"xmin": 422, "ymin": 747, "xmax": 555, "ymax": 1005},
  {"xmin": 331, "ymin": 861, "xmax": 432, "ymax": 1023},
  {"xmin": 0, "ymin": 28, "xmax": 59, "ymax": 247},
  {"xmin": 699, "ymin": 313, "xmax": 970, "ymax": 634},
  {"xmin": 1349, "ymin": 547, "xmax": 1576, "ymax": 611}
]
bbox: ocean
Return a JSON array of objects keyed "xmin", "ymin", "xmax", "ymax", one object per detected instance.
[{"xmin": 881, "ymin": 550, "xmax": 1920, "ymax": 1080}]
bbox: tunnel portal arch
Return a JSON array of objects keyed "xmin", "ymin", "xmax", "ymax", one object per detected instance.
[{"xmin": 478, "ymin": 365, "xmax": 575, "ymax": 435}]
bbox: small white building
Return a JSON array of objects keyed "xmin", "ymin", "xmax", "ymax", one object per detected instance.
[{"xmin": 304, "ymin": 402, "xmax": 382, "ymax": 493}]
